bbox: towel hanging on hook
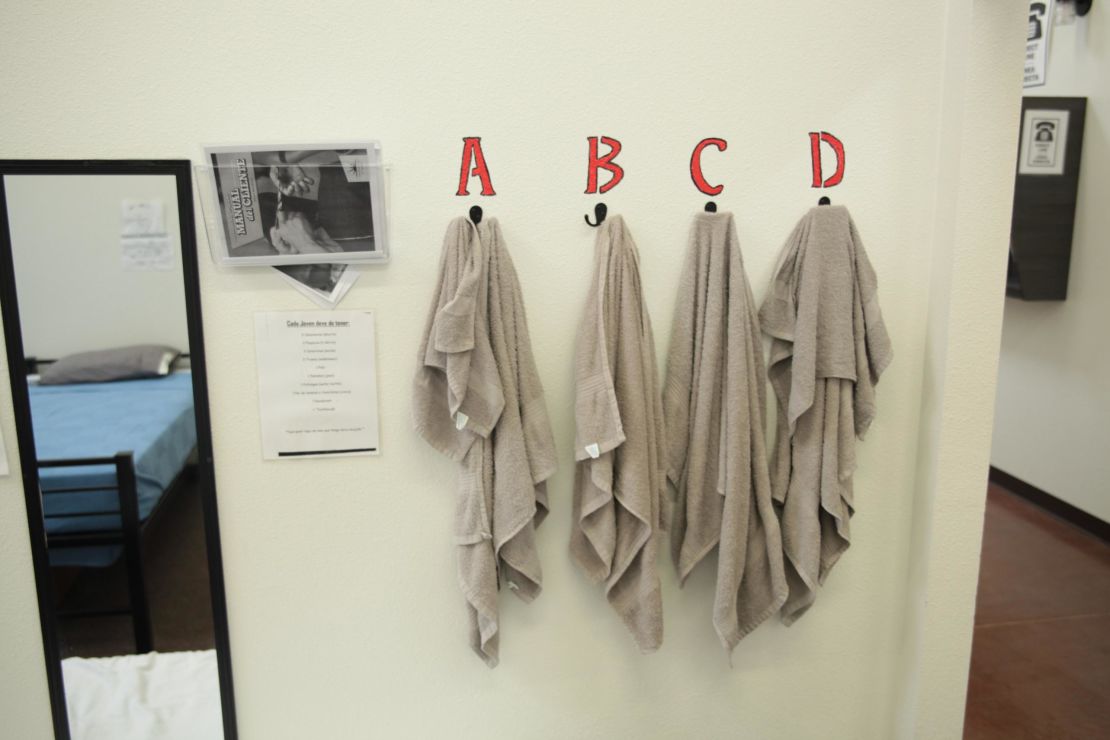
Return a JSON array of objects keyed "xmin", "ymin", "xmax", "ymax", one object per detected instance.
[
  {"xmin": 664, "ymin": 208, "xmax": 787, "ymax": 655},
  {"xmin": 759, "ymin": 204, "xmax": 892, "ymax": 625},
  {"xmin": 571, "ymin": 214, "xmax": 665, "ymax": 653},
  {"xmin": 413, "ymin": 215, "xmax": 558, "ymax": 667}
]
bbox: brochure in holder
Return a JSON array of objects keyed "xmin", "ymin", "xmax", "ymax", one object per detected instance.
[{"xmin": 196, "ymin": 142, "xmax": 390, "ymax": 267}]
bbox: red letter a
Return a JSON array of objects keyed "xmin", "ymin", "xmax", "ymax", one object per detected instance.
[
  {"xmin": 457, "ymin": 137, "xmax": 496, "ymax": 196},
  {"xmin": 585, "ymin": 136, "xmax": 624, "ymax": 194}
]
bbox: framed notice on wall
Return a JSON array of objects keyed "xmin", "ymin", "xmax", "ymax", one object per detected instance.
[
  {"xmin": 1009, "ymin": 96, "xmax": 1087, "ymax": 300},
  {"xmin": 254, "ymin": 310, "xmax": 380, "ymax": 459}
]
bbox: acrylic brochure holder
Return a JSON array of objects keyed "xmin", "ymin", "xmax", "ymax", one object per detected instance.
[{"xmin": 195, "ymin": 158, "xmax": 392, "ymax": 267}]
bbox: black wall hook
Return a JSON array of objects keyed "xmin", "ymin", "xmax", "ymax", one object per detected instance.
[
  {"xmin": 818, "ymin": 196, "xmax": 831, "ymax": 206},
  {"xmin": 469, "ymin": 205, "xmax": 483, "ymax": 225},
  {"xmin": 584, "ymin": 202, "xmax": 607, "ymax": 227},
  {"xmin": 704, "ymin": 201, "xmax": 717, "ymax": 213}
]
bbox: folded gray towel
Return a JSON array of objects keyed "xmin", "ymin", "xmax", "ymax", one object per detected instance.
[
  {"xmin": 414, "ymin": 217, "xmax": 556, "ymax": 666},
  {"xmin": 570, "ymin": 215, "xmax": 666, "ymax": 653},
  {"xmin": 759, "ymin": 205, "xmax": 893, "ymax": 624},
  {"xmin": 664, "ymin": 211, "xmax": 788, "ymax": 657}
]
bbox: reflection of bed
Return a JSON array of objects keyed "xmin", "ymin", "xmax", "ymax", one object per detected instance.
[
  {"xmin": 62, "ymin": 649, "xmax": 221, "ymax": 740},
  {"xmin": 30, "ymin": 371, "xmax": 197, "ymax": 653}
]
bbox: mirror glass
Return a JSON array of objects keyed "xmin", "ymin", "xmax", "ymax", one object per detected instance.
[{"xmin": 2, "ymin": 171, "xmax": 229, "ymax": 739}]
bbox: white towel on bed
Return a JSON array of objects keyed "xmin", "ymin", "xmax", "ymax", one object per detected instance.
[{"xmin": 62, "ymin": 650, "xmax": 221, "ymax": 740}]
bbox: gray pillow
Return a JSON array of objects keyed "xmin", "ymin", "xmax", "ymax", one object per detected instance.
[{"xmin": 37, "ymin": 345, "xmax": 180, "ymax": 385}]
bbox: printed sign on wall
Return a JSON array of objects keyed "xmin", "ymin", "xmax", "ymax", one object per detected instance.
[
  {"xmin": 1024, "ymin": 0, "xmax": 1054, "ymax": 88},
  {"xmin": 1018, "ymin": 108, "xmax": 1069, "ymax": 175},
  {"xmin": 254, "ymin": 310, "xmax": 380, "ymax": 459}
]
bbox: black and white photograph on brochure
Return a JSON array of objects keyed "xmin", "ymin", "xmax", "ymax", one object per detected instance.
[
  {"xmin": 204, "ymin": 142, "xmax": 388, "ymax": 266},
  {"xmin": 274, "ymin": 262, "xmax": 361, "ymax": 309}
]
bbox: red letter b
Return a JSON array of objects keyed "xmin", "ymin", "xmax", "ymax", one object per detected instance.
[{"xmin": 585, "ymin": 136, "xmax": 624, "ymax": 194}]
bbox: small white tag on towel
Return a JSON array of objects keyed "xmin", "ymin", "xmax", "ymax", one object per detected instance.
[
  {"xmin": 455, "ymin": 412, "xmax": 469, "ymax": 430},
  {"xmin": 585, "ymin": 443, "xmax": 600, "ymax": 459}
]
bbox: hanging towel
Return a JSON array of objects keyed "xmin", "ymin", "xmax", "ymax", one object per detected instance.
[
  {"xmin": 759, "ymin": 205, "xmax": 893, "ymax": 625},
  {"xmin": 570, "ymin": 215, "xmax": 666, "ymax": 653},
  {"xmin": 663, "ymin": 211, "xmax": 788, "ymax": 656},
  {"xmin": 414, "ymin": 217, "xmax": 557, "ymax": 667}
]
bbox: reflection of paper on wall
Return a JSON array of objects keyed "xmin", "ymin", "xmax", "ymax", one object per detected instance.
[
  {"xmin": 122, "ymin": 236, "xmax": 175, "ymax": 271},
  {"xmin": 1024, "ymin": 0, "xmax": 1053, "ymax": 88},
  {"xmin": 120, "ymin": 199, "xmax": 166, "ymax": 236},
  {"xmin": 0, "ymin": 423, "xmax": 9, "ymax": 476},
  {"xmin": 1054, "ymin": 0, "xmax": 1076, "ymax": 25},
  {"xmin": 273, "ymin": 263, "xmax": 360, "ymax": 309},
  {"xmin": 1018, "ymin": 108, "xmax": 1070, "ymax": 176},
  {"xmin": 254, "ymin": 310, "xmax": 380, "ymax": 460}
]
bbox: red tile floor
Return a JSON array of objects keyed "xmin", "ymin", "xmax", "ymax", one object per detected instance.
[{"xmin": 963, "ymin": 483, "xmax": 1110, "ymax": 739}]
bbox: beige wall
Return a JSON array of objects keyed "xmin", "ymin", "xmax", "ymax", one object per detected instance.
[
  {"xmin": 992, "ymin": 8, "xmax": 1110, "ymax": 523},
  {"xmin": 0, "ymin": 2, "xmax": 1023, "ymax": 738},
  {"xmin": 0, "ymin": 330, "xmax": 53, "ymax": 740}
]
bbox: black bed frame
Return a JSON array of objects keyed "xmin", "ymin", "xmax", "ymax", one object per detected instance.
[
  {"xmin": 41, "ymin": 452, "xmax": 153, "ymax": 653},
  {"xmin": 30, "ymin": 356, "xmax": 196, "ymax": 656}
]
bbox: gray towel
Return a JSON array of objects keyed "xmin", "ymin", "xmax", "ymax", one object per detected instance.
[
  {"xmin": 759, "ymin": 205, "xmax": 893, "ymax": 624},
  {"xmin": 663, "ymin": 211, "xmax": 788, "ymax": 656},
  {"xmin": 570, "ymin": 215, "xmax": 666, "ymax": 653},
  {"xmin": 414, "ymin": 217, "xmax": 557, "ymax": 666}
]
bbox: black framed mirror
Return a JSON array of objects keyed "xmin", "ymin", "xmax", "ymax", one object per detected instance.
[{"xmin": 0, "ymin": 160, "xmax": 236, "ymax": 740}]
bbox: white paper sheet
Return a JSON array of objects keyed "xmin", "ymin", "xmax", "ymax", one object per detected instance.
[
  {"xmin": 254, "ymin": 310, "xmax": 380, "ymax": 459},
  {"xmin": 120, "ymin": 198, "xmax": 166, "ymax": 237},
  {"xmin": 121, "ymin": 236, "xmax": 174, "ymax": 271}
]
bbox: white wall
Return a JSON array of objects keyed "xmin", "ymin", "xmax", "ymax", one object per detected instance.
[
  {"xmin": 4, "ymin": 174, "xmax": 189, "ymax": 359},
  {"xmin": 894, "ymin": 2, "xmax": 1025, "ymax": 736},
  {"xmin": 992, "ymin": 8, "xmax": 1110, "ymax": 523},
  {"xmin": 0, "ymin": 3, "xmax": 1022, "ymax": 739}
]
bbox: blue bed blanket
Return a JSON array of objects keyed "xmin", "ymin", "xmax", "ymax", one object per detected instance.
[{"xmin": 30, "ymin": 372, "xmax": 197, "ymax": 566}]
